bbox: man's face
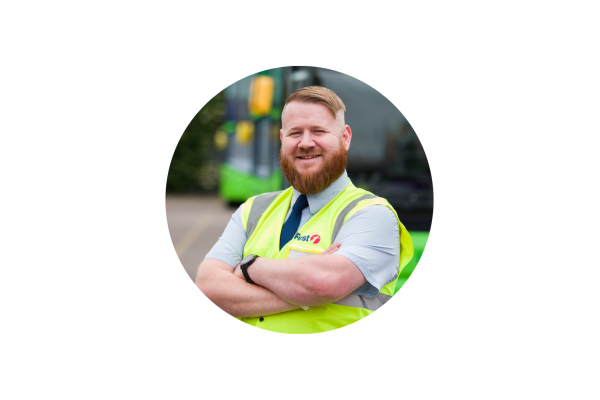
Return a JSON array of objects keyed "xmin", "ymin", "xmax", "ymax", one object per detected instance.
[{"xmin": 280, "ymin": 101, "xmax": 352, "ymax": 194}]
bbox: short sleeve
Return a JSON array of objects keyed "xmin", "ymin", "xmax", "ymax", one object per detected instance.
[
  {"xmin": 204, "ymin": 204, "xmax": 248, "ymax": 268},
  {"xmin": 333, "ymin": 205, "xmax": 400, "ymax": 298}
]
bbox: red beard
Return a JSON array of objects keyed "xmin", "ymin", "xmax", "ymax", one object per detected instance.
[{"xmin": 279, "ymin": 138, "xmax": 347, "ymax": 195}]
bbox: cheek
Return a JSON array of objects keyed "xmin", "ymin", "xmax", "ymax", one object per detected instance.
[
  {"xmin": 281, "ymin": 141, "xmax": 293, "ymax": 152},
  {"xmin": 282, "ymin": 144, "xmax": 295, "ymax": 155},
  {"xmin": 321, "ymin": 141, "xmax": 338, "ymax": 152}
]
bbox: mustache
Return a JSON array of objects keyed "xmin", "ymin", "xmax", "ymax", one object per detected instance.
[{"xmin": 294, "ymin": 150, "xmax": 323, "ymax": 156}]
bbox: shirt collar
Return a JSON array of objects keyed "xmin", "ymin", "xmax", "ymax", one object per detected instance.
[{"xmin": 290, "ymin": 170, "xmax": 350, "ymax": 215}]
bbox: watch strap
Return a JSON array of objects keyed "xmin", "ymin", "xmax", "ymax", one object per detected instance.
[{"xmin": 241, "ymin": 255, "xmax": 259, "ymax": 284}]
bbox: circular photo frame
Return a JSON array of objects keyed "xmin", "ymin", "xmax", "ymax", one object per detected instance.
[{"xmin": 166, "ymin": 66, "xmax": 433, "ymax": 334}]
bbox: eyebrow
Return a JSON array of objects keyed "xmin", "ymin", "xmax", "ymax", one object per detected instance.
[{"xmin": 286, "ymin": 125, "xmax": 330, "ymax": 131}]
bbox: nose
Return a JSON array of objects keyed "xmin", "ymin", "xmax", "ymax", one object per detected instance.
[{"xmin": 298, "ymin": 131, "xmax": 315, "ymax": 149}]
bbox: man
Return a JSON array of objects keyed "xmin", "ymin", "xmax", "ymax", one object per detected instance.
[{"xmin": 196, "ymin": 86, "xmax": 413, "ymax": 334}]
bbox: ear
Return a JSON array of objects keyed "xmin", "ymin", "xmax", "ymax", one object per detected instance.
[
  {"xmin": 280, "ymin": 129, "xmax": 283, "ymax": 142},
  {"xmin": 342, "ymin": 125, "xmax": 352, "ymax": 151}
]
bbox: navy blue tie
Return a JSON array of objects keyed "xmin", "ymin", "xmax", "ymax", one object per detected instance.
[{"xmin": 280, "ymin": 194, "xmax": 308, "ymax": 250}]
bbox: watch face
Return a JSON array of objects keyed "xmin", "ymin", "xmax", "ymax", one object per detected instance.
[{"xmin": 241, "ymin": 255, "xmax": 255, "ymax": 265}]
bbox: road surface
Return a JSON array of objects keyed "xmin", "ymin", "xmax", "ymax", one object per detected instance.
[{"xmin": 166, "ymin": 194, "xmax": 235, "ymax": 281}]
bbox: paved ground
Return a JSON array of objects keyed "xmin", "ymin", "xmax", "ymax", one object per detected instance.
[{"xmin": 165, "ymin": 194, "xmax": 235, "ymax": 282}]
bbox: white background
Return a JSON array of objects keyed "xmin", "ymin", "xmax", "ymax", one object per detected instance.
[{"xmin": 1, "ymin": 1, "xmax": 599, "ymax": 399}]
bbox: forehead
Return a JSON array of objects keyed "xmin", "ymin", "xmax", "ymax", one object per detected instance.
[{"xmin": 281, "ymin": 101, "xmax": 339, "ymax": 129}]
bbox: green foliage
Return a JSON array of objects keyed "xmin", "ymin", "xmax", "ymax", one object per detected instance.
[{"xmin": 166, "ymin": 91, "xmax": 225, "ymax": 192}]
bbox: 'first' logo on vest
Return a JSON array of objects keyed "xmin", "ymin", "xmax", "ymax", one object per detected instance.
[{"xmin": 293, "ymin": 233, "xmax": 321, "ymax": 244}]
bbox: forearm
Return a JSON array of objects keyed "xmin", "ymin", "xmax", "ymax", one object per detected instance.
[
  {"xmin": 196, "ymin": 259, "xmax": 300, "ymax": 318},
  {"xmin": 249, "ymin": 254, "xmax": 366, "ymax": 307}
]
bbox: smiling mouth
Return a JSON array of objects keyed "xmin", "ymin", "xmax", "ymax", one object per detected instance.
[{"xmin": 296, "ymin": 155, "xmax": 321, "ymax": 160}]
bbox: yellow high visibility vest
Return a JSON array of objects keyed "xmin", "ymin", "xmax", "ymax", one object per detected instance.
[{"xmin": 239, "ymin": 182, "xmax": 413, "ymax": 334}]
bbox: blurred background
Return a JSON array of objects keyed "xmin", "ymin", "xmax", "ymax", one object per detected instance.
[{"xmin": 166, "ymin": 66, "xmax": 433, "ymax": 294}]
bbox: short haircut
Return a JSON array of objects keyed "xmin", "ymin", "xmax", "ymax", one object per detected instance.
[{"xmin": 284, "ymin": 86, "xmax": 346, "ymax": 118}]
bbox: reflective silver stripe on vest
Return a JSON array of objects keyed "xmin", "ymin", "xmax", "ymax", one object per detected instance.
[
  {"xmin": 246, "ymin": 191, "xmax": 283, "ymax": 239},
  {"xmin": 331, "ymin": 194, "xmax": 378, "ymax": 243},
  {"xmin": 334, "ymin": 292, "xmax": 392, "ymax": 311}
]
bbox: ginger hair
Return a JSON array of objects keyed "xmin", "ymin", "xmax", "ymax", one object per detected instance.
[{"xmin": 283, "ymin": 86, "xmax": 346, "ymax": 118}]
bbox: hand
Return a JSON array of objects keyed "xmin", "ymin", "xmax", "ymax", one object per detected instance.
[
  {"xmin": 233, "ymin": 264, "xmax": 245, "ymax": 279},
  {"xmin": 320, "ymin": 242, "xmax": 341, "ymax": 255}
]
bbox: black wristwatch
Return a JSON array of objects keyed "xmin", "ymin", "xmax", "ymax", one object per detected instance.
[{"xmin": 239, "ymin": 254, "xmax": 259, "ymax": 284}]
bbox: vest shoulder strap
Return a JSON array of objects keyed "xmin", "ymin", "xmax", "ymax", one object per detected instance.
[
  {"xmin": 246, "ymin": 190, "xmax": 284, "ymax": 239},
  {"xmin": 331, "ymin": 193, "xmax": 378, "ymax": 243}
]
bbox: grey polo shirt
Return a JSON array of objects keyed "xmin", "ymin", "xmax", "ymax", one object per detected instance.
[{"xmin": 204, "ymin": 171, "xmax": 400, "ymax": 298}]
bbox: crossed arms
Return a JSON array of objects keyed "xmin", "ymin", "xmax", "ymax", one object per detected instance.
[{"xmin": 195, "ymin": 243, "xmax": 367, "ymax": 318}]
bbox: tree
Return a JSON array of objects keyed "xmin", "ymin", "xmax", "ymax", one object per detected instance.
[{"xmin": 166, "ymin": 90, "xmax": 225, "ymax": 192}]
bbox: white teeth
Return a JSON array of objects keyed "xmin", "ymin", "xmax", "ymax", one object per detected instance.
[{"xmin": 299, "ymin": 156, "xmax": 319, "ymax": 159}]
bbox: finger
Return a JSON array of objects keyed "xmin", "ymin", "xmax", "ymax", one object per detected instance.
[
  {"xmin": 327, "ymin": 242, "xmax": 341, "ymax": 253},
  {"xmin": 321, "ymin": 245, "xmax": 335, "ymax": 255},
  {"xmin": 321, "ymin": 242, "xmax": 341, "ymax": 255},
  {"xmin": 325, "ymin": 248, "xmax": 339, "ymax": 255}
]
